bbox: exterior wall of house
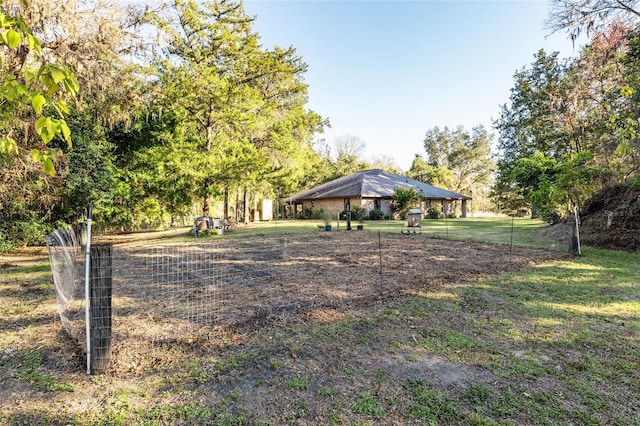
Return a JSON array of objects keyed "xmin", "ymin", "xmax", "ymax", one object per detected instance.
[
  {"xmin": 362, "ymin": 198, "xmax": 391, "ymax": 217},
  {"xmin": 301, "ymin": 198, "xmax": 345, "ymax": 217},
  {"xmin": 300, "ymin": 197, "xmax": 392, "ymax": 219}
]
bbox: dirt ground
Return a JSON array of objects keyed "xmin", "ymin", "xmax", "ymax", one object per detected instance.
[
  {"xmin": 1, "ymin": 230, "xmax": 577, "ymax": 424},
  {"xmin": 87, "ymin": 231, "xmax": 570, "ymax": 378}
]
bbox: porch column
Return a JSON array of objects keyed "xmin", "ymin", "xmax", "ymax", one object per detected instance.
[
  {"xmin": 443, "ymin": 200, "xmax": 452, "ymax": 217},
  {"xmin": 461, "ymin": 199, "xmax": 467, "ymax": 218}
]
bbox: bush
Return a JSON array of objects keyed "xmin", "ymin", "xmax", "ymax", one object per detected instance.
[
  {"xmin": 299, "ymin": 206, "xmax": 314, "ymax": 219},
  {"xmin": 1, "ymin": 220, "xmax": 52, "ymax": 248},
  {"xmin": 341, "ymin": 206, "xmax": 366, "ymax": 222},
  {"xmin": 425, "ymin": 207, "xmax": 441, "ymax": 219},
  {"xmin": 368, "ymin": 209, "xmax": 385, "ymax": 220},
  {"xmin": 545, "ymin": 212, "xmax": 561, "ymax": 225},
  {"xmin": 315, "ymin": 209, "xmax": 332, "ymax": 224},
  {"xmin": 0, "ymin": 231, "xmax": 17, "ymax": 253}
]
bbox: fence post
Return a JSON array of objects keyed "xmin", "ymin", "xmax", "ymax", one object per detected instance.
[
  {"xmin": 90, "ymin": 243, "xmax": 113, "ymax": 374},
  {"xmin": 568, "ymin": 214, "xmax": 581, "ymax": 255}
]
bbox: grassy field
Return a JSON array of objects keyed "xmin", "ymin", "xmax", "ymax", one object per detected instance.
[
  {"xmin": 1, "ymin": 218, "xmax": 639, "ymax": 425},
  {"xmin": 174, "ymin": 216, "xmax": 559, "ymax": 250}
]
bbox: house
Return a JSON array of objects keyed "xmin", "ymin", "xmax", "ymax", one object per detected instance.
[{"xmin": 286, "ymin": 169, "xmax": 472, "ymax": 219}]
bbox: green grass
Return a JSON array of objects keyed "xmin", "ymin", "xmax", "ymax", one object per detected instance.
[{"xmin": 178, "ymin": 216, "xmax": 558, "ymax": 250}]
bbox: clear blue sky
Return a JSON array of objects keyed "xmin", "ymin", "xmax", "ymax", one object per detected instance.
[{"xmin": 243, "ymin": 0, "xmax": 581, "ymax": 171}]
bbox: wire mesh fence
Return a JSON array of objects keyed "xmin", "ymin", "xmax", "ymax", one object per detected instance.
[
  {"xmin": 48, "ymin": 223, "xmax": 571, "ymax": 376},
  {"xmin": 46, "ymin": 224, "xmax": 87, "ymax": 346},
  {"xmin": 353, "ymin": 217, "xmax": 577, "ymax": 253}
]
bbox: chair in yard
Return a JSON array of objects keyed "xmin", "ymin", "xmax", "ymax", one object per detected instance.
[
  {"xmin": 194, "ymin": 217, "xmax": 210, "ymax": 237},
  {"xmin": 224, "ymin": 217, "xmax": 237, "ymax": 231}
]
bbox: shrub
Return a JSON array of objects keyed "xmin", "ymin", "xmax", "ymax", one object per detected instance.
[
  {"xmin": 316, "ymin": 210, "xmax": 332, "ymax": 224},
  {"xmin": 368, "ymin": 209, "xmax": 385, "ymax": 220},
  {"xmin": 299, "ymin": 206, "xmax": 314, "ymax": 219},
  {"xmin": 545, "ymin": 211, "xmax": 561, "ymax": 225},
  {"xmin": 340, "ymin": 206, "xmax": 366, "ymax": 222},
  {"xmin": 0, "ymin": 231, "xmax": 17, "ymax": 253},
  {"xmin": 425, "ymin": 207, "xmax": 441, "ymax": 219},
  {"xmin": 390, "ymin": 187, "xmax": 419, "ymax": 220}
]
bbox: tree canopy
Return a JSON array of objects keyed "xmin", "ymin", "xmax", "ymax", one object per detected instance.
[
  {"xmin": 408, "ymin": 125, "xmax": 494, "ymax": 197},
  {"xmin": 4, "ymin": 0, "xmax": 640, "ymax": 247},
  {"xmin": 494, "ymin": 18, "xmax": 640, "ymax": 219},
  {"xmin": 0, "ymin": 0, "xmax": 327, "ymax": 245}
]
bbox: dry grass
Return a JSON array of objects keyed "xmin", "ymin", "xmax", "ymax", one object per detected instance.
[
  {"xmin": 99, "ymin": 232, "xmax": 565, "ymax": 379},
  {"xmin": 7, "ymin": 230, "xmax": 639, "ymax": 425}
]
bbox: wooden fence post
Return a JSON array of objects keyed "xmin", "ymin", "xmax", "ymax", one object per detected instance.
[{"xmin": 89, "ymin": 243, "xmax": 112, "ymax": 374}]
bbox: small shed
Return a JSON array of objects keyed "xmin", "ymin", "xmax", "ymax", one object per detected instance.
[{"xmin": 407, "ymin": 209, "xmax": 422, "ymax": 227}]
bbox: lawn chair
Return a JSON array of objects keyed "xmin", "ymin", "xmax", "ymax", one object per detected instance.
[{"xmin": 194, "ymin": 216, "xmax": 210, "ymax": 237}]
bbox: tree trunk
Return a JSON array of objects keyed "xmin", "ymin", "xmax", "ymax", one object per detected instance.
[
  {"xmin": 224, "ymin": 187, "xmax": 229, "ymax": 220},
  {"xmin": 203, "ymin": 193, "xmax": 210, "ymax": 216},
  {"xmin": 236, "ymin": 190, "xmax": 241, "ymax": 222},
  {"xmin": 202, "ymin": 120, "xmax": 214, "ymax": 216},
  {"xmin": 243, "ymin": 187, "xmax": 250, "ymax": 224}
]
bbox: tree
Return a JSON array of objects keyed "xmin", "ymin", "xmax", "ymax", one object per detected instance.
[
  {"xmin": 421, "ymin": 125, "xmax": 495, "ymax": 193},
  {"xmin": 370, "ymin": 154, "xmax": 400, "ymax": 173},
  {"xmin": 330, "ymin": 135, "xmax": 371, "ymax": 178},
  {"xmin": 390, "ymin": 187, "xmax": 419, "ymax": 220},
  {"xmin": 406, "ymin": 154, "xmax": 454, "ymax": 189},
  {"xmin": 0, "ymin": 6, "xmax": 77, "ymax": 174},
  {"xmin": 334, "ymin": 134, "xmax": 366, "ymax": 159},
  {"xmin": 606, "ymin": 26, "xmax": 640, "ymax": 180},
  {"xmin": 546, "ymin": 0, "xmax": 640, "ymax": 41},
  {"xmin": 493, "ymin": 23, "xmax": 640, "ymax": 219},
  {"xmin": 147, "ymin": 0, "xmax": 324, "ymax": 221},
  {"xmin": 493, "ymin": 50, "xmax": 574, "ymax": 217}
]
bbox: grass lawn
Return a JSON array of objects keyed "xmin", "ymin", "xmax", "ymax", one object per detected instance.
[
  {"xmin": 1, "ymin": 218, "xmax": 639, "ymax": 425},
  {"xmin": 183, "ymin": 216, "xmax": 556, "ymax": 250}
]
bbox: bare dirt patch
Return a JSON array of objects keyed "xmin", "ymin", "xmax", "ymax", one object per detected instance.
[
  {"xmin": 3, "ymin": 231, "xmax": 578, "ymax": 424},
  {"xmin": 98, "ymin": 232, "xmax": 569, "ymax": 381}
]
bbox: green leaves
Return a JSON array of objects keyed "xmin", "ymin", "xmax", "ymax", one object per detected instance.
[
  {"xmin": 0, "ymin": 11, "xmax": 77, "ymax": 174},
  {"xmin": 0, "ymin": 137, "xmax": 18, "ymax": 155},
  {"xmin": 31, "ymin": 93, "xmax": 46, "ymax": 115},
  {"xmin": 420, "ymin": 125, "xmax": 494, "ymax": 192},
  {"xmin": 391, "ymin": 187, "xmax": 420, "ymax": 220},
  {"xmin": 35, "ymin": 116, "xmax": 72, "ymax": 147},
  {"xmin": 4, "ymin": 29, "xmax": 21, "ymax": 47},
  {"xmin": 30, "ymin": 149, "xmax": 56, "ymax": 176}
]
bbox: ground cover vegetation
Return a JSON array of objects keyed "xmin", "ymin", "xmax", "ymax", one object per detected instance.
[{"xmin": 1, "ymin": 220, "xmax": 639, "ymax": 425}]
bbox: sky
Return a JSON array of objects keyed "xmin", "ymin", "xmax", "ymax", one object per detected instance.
[{"xmin": 243, "ymin": 0, "xmax": 583, "ymax": 171}]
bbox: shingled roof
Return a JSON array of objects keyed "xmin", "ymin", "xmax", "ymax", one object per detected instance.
[{"xmin": 290, "ymin": 169, "xmax": 471, "ymax": 201}]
